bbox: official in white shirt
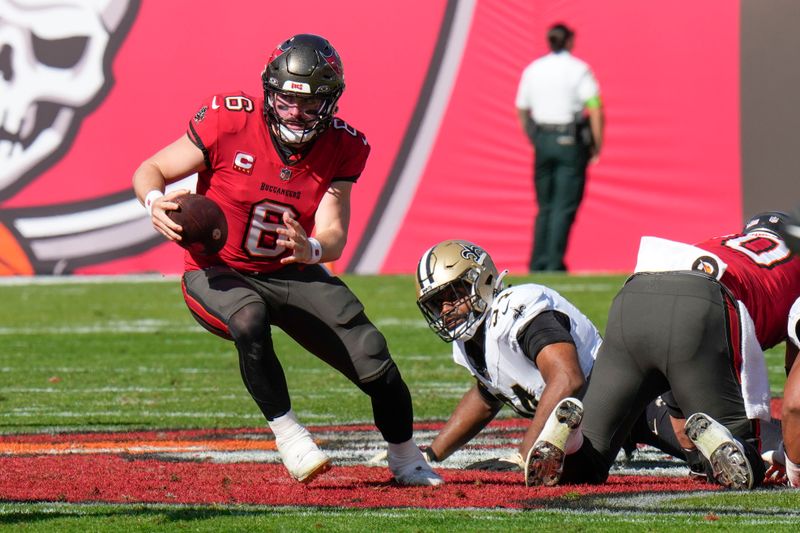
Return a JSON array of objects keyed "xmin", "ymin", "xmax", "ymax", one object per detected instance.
[{"xmin": 516, "ymin": 23, "xmax": 604, "ymax": 272}]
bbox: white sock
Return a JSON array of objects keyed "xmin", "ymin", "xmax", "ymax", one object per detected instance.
[
  {"xmin": 268, "ymin": 410, "xmax": 305, "ymax": 442},
  {"xmin": 388, "ymin": 438, "xmax": 423, "ymax": 465},
  {"xmin": 786, "ymin": 453, "xmax": 800, "ymax": 488}
]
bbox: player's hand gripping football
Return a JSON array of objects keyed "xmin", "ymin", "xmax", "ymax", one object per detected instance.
[
  {"xmin": 277, "ymin": 212, "xmax": 316, "ymax": 265},
  {"xmin": 149, "ymin": 189, "xmax": 190, "ymax": 242}
]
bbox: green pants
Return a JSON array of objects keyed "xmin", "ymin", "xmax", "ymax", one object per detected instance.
[{"xmin": 529, "ymin": 130, "xmax": 589, "ymax": 271}]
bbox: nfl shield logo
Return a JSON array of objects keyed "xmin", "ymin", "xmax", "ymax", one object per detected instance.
[{"xmin": 280, "ymin": 168, "xmax": 292, "ymax": 181}]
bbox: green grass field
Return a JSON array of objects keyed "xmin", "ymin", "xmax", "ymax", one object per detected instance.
[{"xmin": 1, "ymin": 274, "xmax": 798, "ymax": 531}]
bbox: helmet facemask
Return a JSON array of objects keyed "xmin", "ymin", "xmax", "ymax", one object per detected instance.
[
  {"xmin": 416, "ymin": 240, "xmax": 505, "ymax": 343},
  {"xmin": 265, "ymin": 90, "xmax": 340, "ymax": 144},
  {"xmin": 418, "ymin": 268, "xmax": 489, "ymax": 342}
]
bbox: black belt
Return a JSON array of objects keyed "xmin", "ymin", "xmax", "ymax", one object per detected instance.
[{"xmin": 535, "ymin": 123, "xmax": 572, "ymax": 133}]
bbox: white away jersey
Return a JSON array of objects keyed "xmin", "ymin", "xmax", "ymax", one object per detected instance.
[{"xmin": 453, "ymin": 283, "xmax": 602, "ymax": 417}]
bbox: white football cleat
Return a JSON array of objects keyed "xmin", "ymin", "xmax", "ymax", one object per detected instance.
[
  {"xmin": 685, "ymin": 412, "xmax": 753, "ymax": 490},
  {"xmin": 525, "ymin": 397, "xmax": 584, "ymax": 487},
  {"xmin": 275, "ymin": 427, "xmax": 331, "ymax": 484},
  {"xmin": 389, "ymin": 456, "xmax": 444, "ymax": 486}
]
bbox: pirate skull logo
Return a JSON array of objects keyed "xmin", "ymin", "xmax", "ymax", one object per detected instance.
[{"xmin": 0, "ymin": 0, "xmax": 135, "ymax": 199}]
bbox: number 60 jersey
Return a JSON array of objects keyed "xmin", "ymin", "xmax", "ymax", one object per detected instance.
[
  {"xmin": 184, "ymin": 91, "xmax": 370, "ymax": 273},
  {"xmin": 452, "ymin": 283, "xmax": 602, "ymax": 418},
  {"xmin": 695, "ymin": 232, "xmax": 800, "ymax": 350}
]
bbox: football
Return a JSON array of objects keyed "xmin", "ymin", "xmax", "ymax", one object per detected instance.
[{"xmin": 167, "ymin": 194, "xmax": 228, "ymax": 255}]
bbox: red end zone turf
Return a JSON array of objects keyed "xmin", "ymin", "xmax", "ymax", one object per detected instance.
[
  {"xmin": 0, "ymin": 400, "xmax": 783, "ymax": 508},
  {"xmin": 0, "ymin": 455, "xmax": 717, "ymax": 508},
  {"xmin": 0, "ymin": 414, "xmax": 747, "ymax": 508}
]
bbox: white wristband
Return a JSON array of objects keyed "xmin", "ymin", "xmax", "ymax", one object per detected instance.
[
  {"xmin": 787, "ymin": 454, "xmax": 800, "ymax": 488},
  {"xmin": 306, "ymin": 237, "xmax": 322, "ymax": 264},
  {"xmin": 144, "ymin": 190, "xmax": 165, "ymax": 216}
]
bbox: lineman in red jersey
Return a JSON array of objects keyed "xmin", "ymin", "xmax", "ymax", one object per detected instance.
[
  {"xmin": 132, "ymin": 34, "xmax": 442, "ymax": 486},
  {"xmin": 524, "ymin": 212, "xmax": 800, "ymax": 489},
  {"xmin": 773, "ymin": 210, "xmax": 800, "ymax": 487}
]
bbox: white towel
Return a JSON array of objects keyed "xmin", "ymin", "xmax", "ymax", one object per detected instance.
[
  {"xmin": 634, "ymin": 236, "xmax": 727, "ymax": 280},
  {"xmin": 788, "ymin": 297, "xmax": 800, "ymax": 350},
  {"xmin": 737, "ymin": 301, "xmax": 771, "ymax": 422}
]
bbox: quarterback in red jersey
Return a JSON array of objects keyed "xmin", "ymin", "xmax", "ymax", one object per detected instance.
[
  {"xmin": 132, "ymin": 34, "xmax": 442, "ymax": 486},
  {"xmin": 523, "ymin": 212, "xmax": 800, "ymax": 490}
]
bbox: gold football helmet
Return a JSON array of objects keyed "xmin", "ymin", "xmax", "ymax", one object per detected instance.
[{"xmin": 416, "ymin": 240, "xmax": 505, "ymax": 342}]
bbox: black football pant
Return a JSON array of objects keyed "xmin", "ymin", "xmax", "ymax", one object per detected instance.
[
  {"xmin": 529, "ymin": 129, "xmax": 589, "ymax": 272},
  {"xmin": 182, "ymin": 265, "xmax": 413, "ymax": 444},
  {"xmin": 562, "ymin": 272, "xmax": 764, "ymax": 485}
]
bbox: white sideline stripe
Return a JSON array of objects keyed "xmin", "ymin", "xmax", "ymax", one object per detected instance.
[
  {"xmin": 0, "ymin": 367, "xmax": 219, "ymax": 373},
  {"xmin": 0, "ymin": 324, "xmax": 204, "ymax": 335},
  {"xmin": 353, "ymin": 0, "xmax": 477, "ymax": 273},
  {"xmin": 0, "ymin": 387, "xmax": 238, "ymax": 393},
  {"xmin": 0, "ymin": 411, "xmax": 263, "ymax": 418},
  {"xmin": 1, "ymin": 503, "xmax": 795, "ymax": 521},
  {"xmin": 13, "ymin": 175, "xmax": 197, "ymax": 238},
  {"xmin": 0, "ymin": 278, "xmax": 620, "ymax": 290},
  {"xmin": 0, "ymin": 321, "xmax": 423, "ymax": 334},
  {"xmin": 0, "ymin": 274, "xmax": 181, "ymax": 286}
]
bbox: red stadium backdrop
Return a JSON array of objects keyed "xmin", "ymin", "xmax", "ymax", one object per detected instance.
[{"xmin": 0, "ymin": 0, "xmax": 763, "ymax": 275}]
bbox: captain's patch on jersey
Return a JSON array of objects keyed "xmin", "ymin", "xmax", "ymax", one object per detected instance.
[{"xmin": 233, "ymin": 151, "xmax": 255, "ymax": 175}]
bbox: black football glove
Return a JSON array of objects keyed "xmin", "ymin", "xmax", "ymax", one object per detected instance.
[
  {"xmin": 684, "ymin": 448, "xmax": 713, "ymax": 482},
  {"xmin": 420, "ymin": 446, "xmax": 439, "ymax": 464}
]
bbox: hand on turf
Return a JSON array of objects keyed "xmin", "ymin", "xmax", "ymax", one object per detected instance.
[
  {"xmin": 464, "ymin": 451, "xmax": 525, "ymax": 471},
  {"xmin": 367, "ymin": 445, "xmax": 437, "ymax": 465},
  {"xmin": 763, "ymin": 464, "xmax": 789, "ymax": 487},
  {"xmin": 276, "ymin": 212, "xmax": 315, "ymax": 264},
  {"xmin": 420, "ymin": 446, "xmax": 438, "ymax": 465},
  {"xmin": 151, "ymin": 189, "xmax": 190, "ymax": 242}
]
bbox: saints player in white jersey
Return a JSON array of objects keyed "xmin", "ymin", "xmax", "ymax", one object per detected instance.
[{"xmin": 414, "ymin": 240, "xmax": 604, "ymax": 472}]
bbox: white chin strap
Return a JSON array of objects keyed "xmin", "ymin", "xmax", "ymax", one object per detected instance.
[
  {"xmin": 456, "ymin": 312, "xmax": 484, "ymax": 341},
  {"xmin": 455, "ymin": 268, "xmax": 509, "ymax": 341},
  {"xmin": 494, "ymin": 269, "xmax": 509, "ymax": 295},
  {"xmin": 278, "ymin": 124, "xmax": 318, "ymax": 144}
]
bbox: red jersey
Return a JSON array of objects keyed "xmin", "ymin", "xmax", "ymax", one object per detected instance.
[
  {"xmin": 184, "ymin": 91, "xmax": 370, "ymax": 273},
  {"xmin": 696, "ymin": 231, "xmax": 800, "ymax": 349}
]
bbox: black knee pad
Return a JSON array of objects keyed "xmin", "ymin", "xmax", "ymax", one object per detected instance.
[
  {"xmin": 358, "ymin": 360, "xmax": 402, "ymax": 396},
  {"xmin": 228, "ymin": 303, "xmax": 268, "ymax": 351},
  {"xmin": 348, "ymin": 323, "xmax": 392, "ymax": 384}
]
